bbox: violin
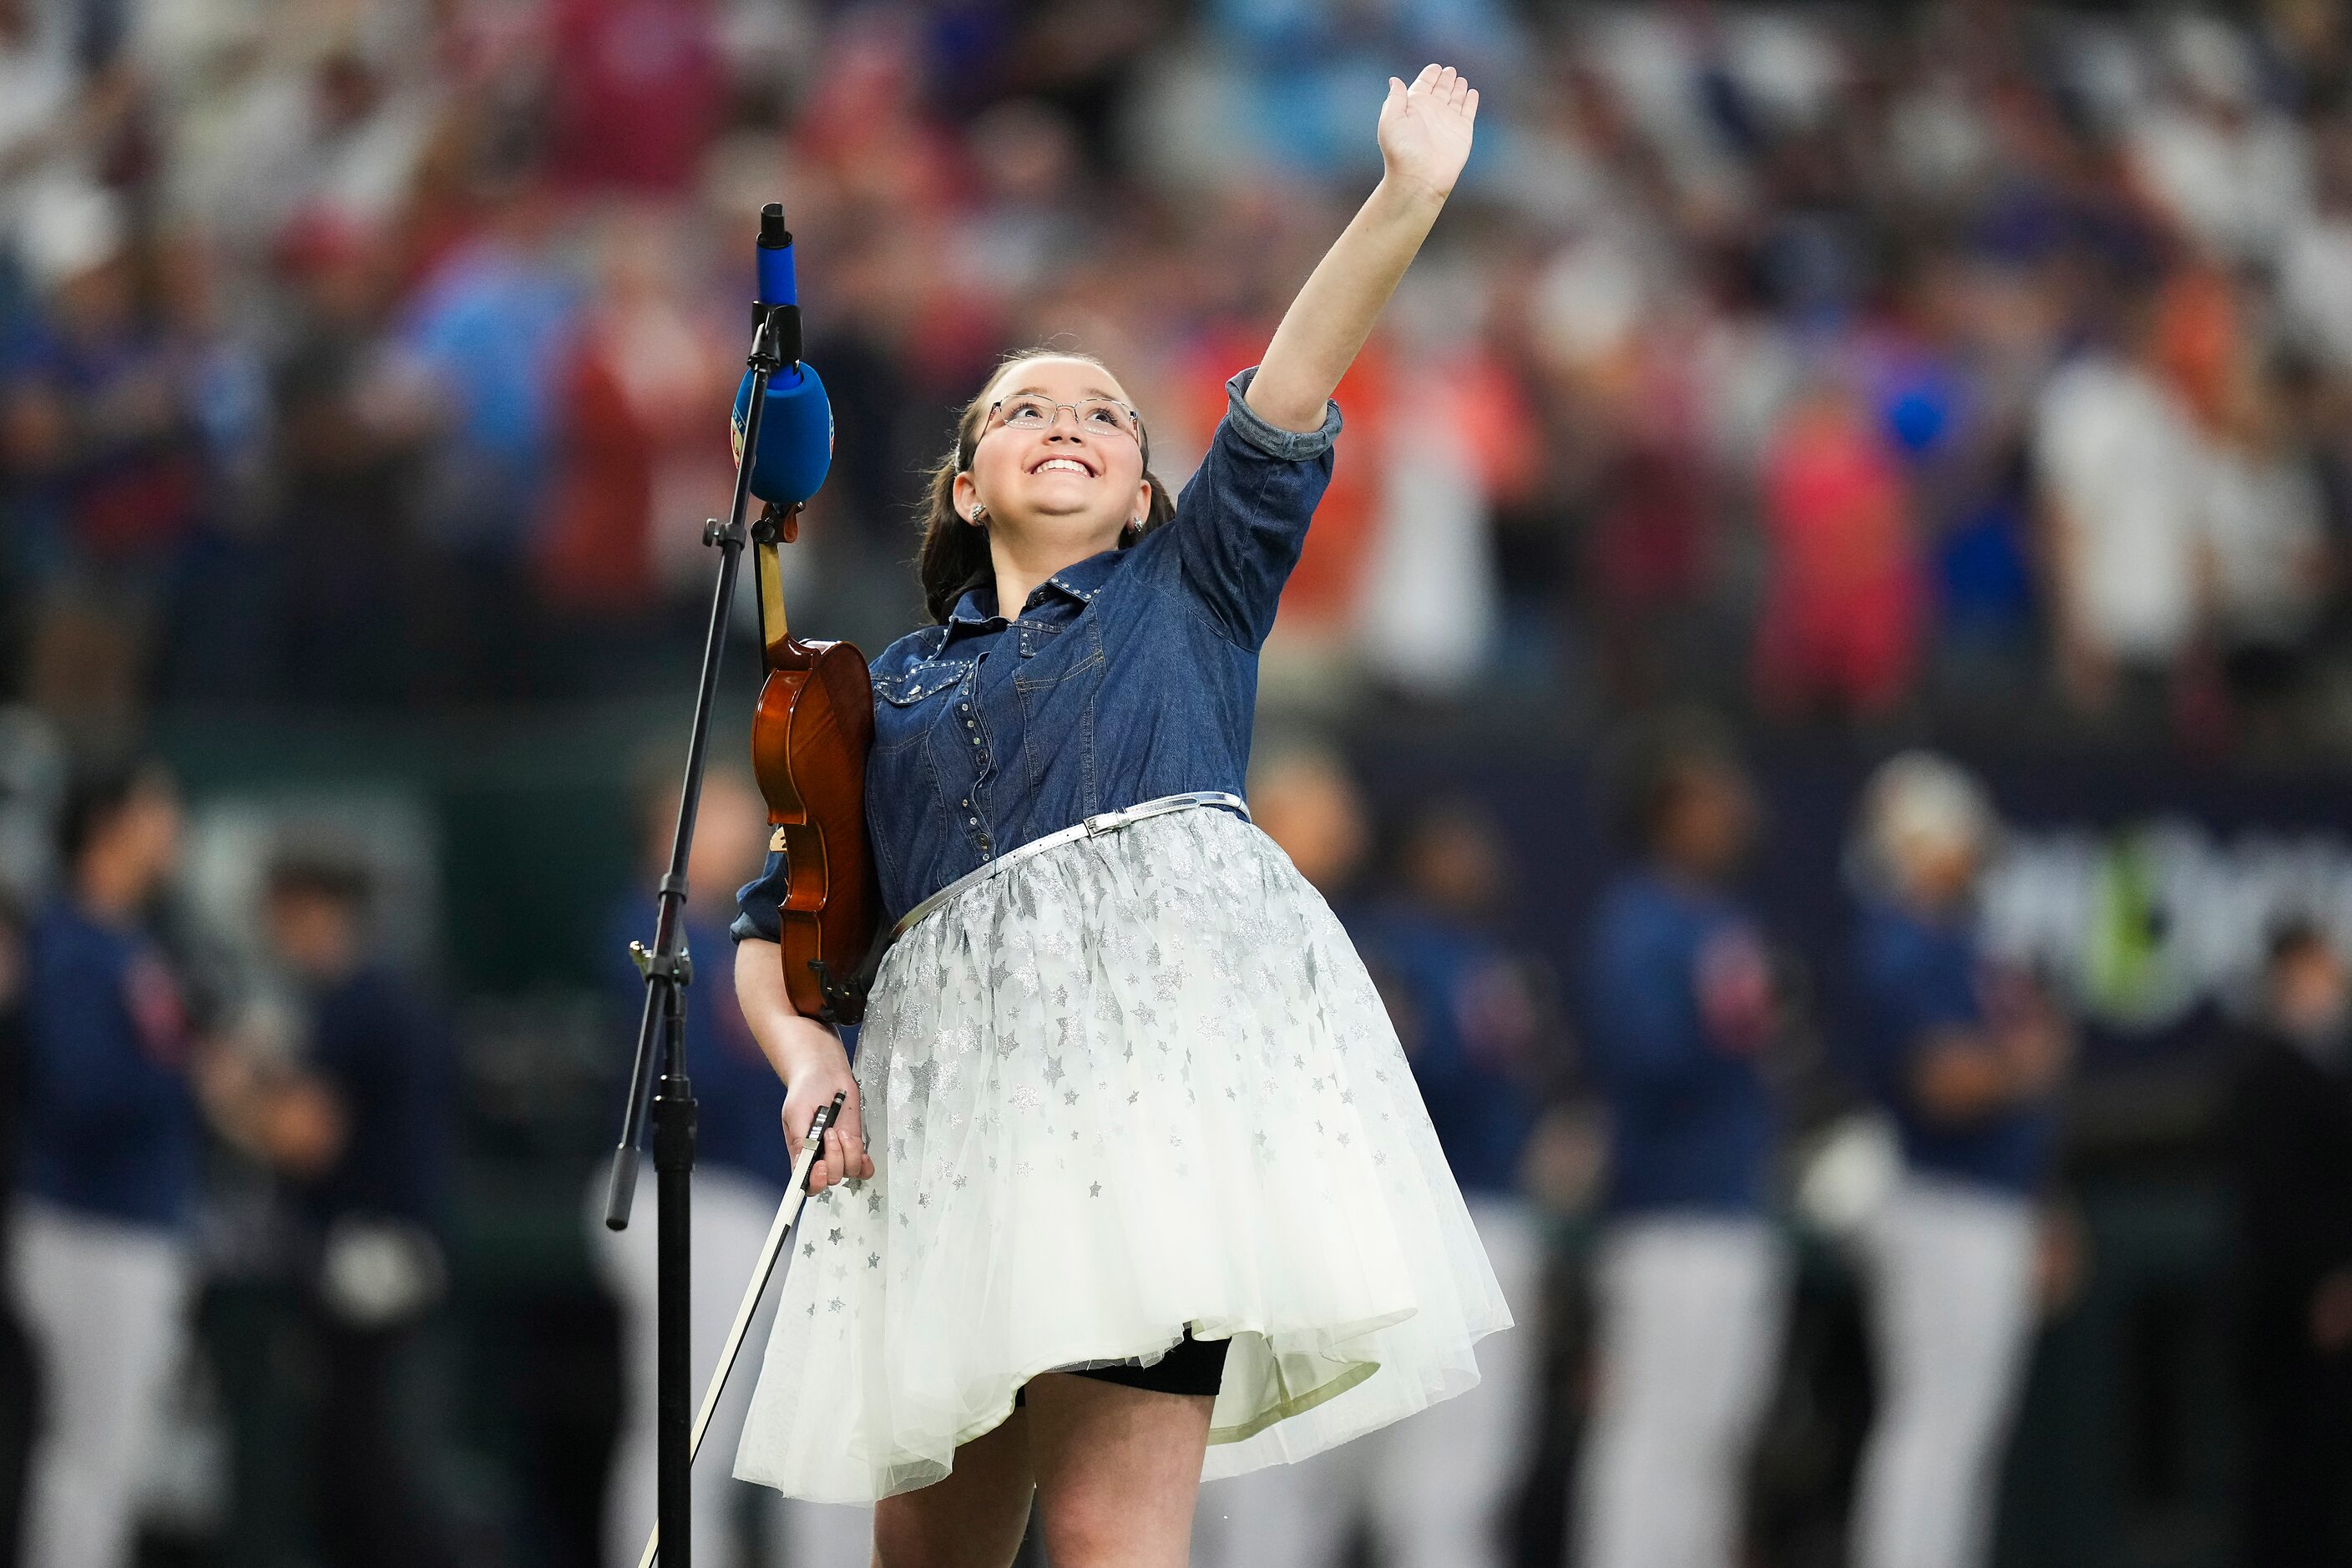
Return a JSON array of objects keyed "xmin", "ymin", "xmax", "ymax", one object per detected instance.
[{"xmin": 749, "ymin": 500, "xmax": 882, "ymax": 1024}]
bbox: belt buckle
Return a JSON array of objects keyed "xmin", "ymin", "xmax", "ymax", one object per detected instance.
[{"xmin": 1083, "ymin": 810, "xmax": 1123, "ymax": 837}]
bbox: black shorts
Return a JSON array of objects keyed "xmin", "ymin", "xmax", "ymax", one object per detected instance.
[{"xmin": 1015, "ymin": 1329, "xmax": 1230, "ymax": 1405}]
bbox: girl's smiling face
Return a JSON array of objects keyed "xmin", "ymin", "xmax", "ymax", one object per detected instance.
[{"xmin": 953, "ymin": 356, "xmax": 1153, "ymax": 559}]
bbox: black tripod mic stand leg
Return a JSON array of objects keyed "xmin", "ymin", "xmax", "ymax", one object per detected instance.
[
  {"xmin": 601, "ymin": 301, "xmax": 785, "ymax": 1568},
  {"xmin": 635, "ymin": 1092, "xmax": 843, "ymax": 1568},
  {"xmin": 654, "ymin": 983, "xmax": 695, "ymax": 1568}
]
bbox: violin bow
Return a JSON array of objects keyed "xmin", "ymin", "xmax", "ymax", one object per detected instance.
[{"xmin": 635, "ymin": 1090, "xmax": 847, "ymax": 1568}]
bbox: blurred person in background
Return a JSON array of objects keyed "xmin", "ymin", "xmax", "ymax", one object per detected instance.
[
  {"xmin": 377, "ymin": 175, "xmax": 580, "ymax": 704},
  {"xmin": 544, "ymin": 0, "xmax": 725, "ymax": 196},
  {"xmin": 1576, "ymin": 718, "xmax": 1783, "ymax": 1568},
  {"xmin": 534, "ymin": 209, "xmax": 732, "ymax": 656},
  {"xmin": 1753, "ymin": 379, "xmax": 1925, "ymax": 723},
  {"xmin": 135, "ymin": 232, "xmax": 275, "ymax": 714},
  {"xmin": 196, "ymin": 848, "xmax": 459, "ymax": 1568},
  {"xmin": 595, "ymin": 766, "xmax": 869, "ymax": 1568},
  {"xmin": 1, "ymin": 184, "xmax": 214, "ymax": 741},
  {"xmin": 2032, "ymin": 281, "xmax": 2211, "ymax": 734},
  {"xmin": 0, "ymin": 0, "xmax": 84, "ymax": 229},
  {"xmin": 0, "ymin": 896, "xmax": 29, "ymax": 1568},
  {"xmin": 1879, "ymin": 250, "xmax": 2049, "ymax": 706},
  {"xmin": 174, "ymin": 18, "xmax": 439, "ymax": 270},
  {"xmin": 2228, "ymin": 918, "xmax": 2352, "ymax": 1566},
  {"xmin": 2127, "ymin": 16, "xmax": 2309, "ymax": 273},
  {"xmin": 1212, "ymin": 784, "xmax": 1563, "ymax": 1568},
  {"xmin": 1242, "ymin": 743, "xmax": 1370, "ymax": 903},
  {"xmin": 0, "ymin": 0, "xmax": 136, "ymax": 239},
  {"xmin": 9, "ymin": 761, "xmax": 197, "ymax": 1568},
  {"xmin": 262, "ymin": 210, "xmax": 422, "ymax": 707},
  {"xmin": 1566, "ymin": 299, "xmax": 1723, "ymax": 717},
  {"xmin": 1844, "ymin": 752, "xmax": 2069, "ymax": 1568},
  {"xmin": 2281, "ymin": 117, "xmax": 2352, "ymax": 378},
  {"xmin": 2201, "ymin": 362, "xmax": 2334, "ymax": 741}
]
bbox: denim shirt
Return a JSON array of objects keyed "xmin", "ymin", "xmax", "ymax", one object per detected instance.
[{"xmin": 734, "ymin": 366, "xmax": 1342, "ymax": 938}]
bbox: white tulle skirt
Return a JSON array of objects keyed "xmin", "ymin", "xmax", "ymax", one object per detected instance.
[{"xmin": 731, "ymin": 806, "xmax": 1512, "ymax": 1504}]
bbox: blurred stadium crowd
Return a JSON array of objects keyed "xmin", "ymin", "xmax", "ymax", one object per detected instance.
[
  {"xmin": 8, "ymin": 0, "xmax": 2352, "ymax": 1565},
  {"xmin": 8, "ymin": 0, "xmax": 2352, "ymax": 744}
]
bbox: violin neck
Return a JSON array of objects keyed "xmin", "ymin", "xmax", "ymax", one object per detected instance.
[{"xmin": 756, "ymin": 532, "xmax": 791, "ymax": 665}]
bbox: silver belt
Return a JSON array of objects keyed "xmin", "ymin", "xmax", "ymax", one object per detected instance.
[{"xmin": 888, "ymin": 791, "xmax": 1251, "ymax": 945}]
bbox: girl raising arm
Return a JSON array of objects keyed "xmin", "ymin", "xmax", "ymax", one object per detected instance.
[
  {"xmin": 1246, "ymin": 63, "xmax": 1480, "ymax": 432},
  {"xmin": 727, "ymin": 65, "xmax": 1502, "ymax": 1568}
]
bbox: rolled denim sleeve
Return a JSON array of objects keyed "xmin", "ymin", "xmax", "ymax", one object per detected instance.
[
  {"xmin": 729, "ymin": 847, "xmax": 790, "ymax": 944},
  {"xmin": 1221, "ymin": 366, "xmax": 1343, "ymax": 460},
  {"xmin": 1170, "ymin": 367, "xmax": 1343, "ymax": 650}
]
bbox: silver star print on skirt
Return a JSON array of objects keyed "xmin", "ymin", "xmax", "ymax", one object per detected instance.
[{"xmin": 731, "ymin": 805, "xmax": 1512, "ymax": 1503}]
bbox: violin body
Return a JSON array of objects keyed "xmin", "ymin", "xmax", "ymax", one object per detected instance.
[{"xmin": 750, "ymin": 510, "xmax": 882, "ymax": 1024}]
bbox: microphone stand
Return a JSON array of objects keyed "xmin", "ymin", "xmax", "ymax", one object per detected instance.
[{"xmin": 601, "ymin": 297, "xmax": 788, "ymax": 1568}]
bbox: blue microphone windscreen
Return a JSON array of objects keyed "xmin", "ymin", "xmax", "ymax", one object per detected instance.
[
  {"xmin": 756, "ymin": 239, "xmax": 796, "ymax": 308},
  {"xmin": 732, "ymin": 363, "xmax": 833, "ymax": 507}
]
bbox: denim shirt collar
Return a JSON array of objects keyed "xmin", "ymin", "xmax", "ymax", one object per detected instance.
[{"xmin": 943, "ymin": 546, "xmax": 1127, "ymax": 641}]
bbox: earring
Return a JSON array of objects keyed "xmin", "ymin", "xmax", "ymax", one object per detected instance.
[{"xmin": 969, "ymin": 505, "xmax": 989, "ymax": 526}]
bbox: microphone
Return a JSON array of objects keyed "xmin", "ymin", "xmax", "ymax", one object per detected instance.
[{"xmin": 732, "ymin": 203, "xmax": 833, "ymax": 507}]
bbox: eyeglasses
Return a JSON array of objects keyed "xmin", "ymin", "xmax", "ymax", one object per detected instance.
[{"xmin": 983, "ymin": 396, "xmax": 1146, "ymax": 445}]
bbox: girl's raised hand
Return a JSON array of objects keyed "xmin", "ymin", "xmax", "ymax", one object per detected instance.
[{"xmin": 1378, "ymin": 64, "xmax": 1479, "ymax": 201}]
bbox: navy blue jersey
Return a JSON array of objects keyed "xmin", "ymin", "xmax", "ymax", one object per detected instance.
[
  {"xmin": 19, "ymin": 900, "xmax": 199, "ymax": 1231},
  {"xmin": 297, "ymin": 967, "xmax": 455, "ymax": 1231},
  {"xmin": 1583, "ymin": 871, "xmax": 1776, "ymax": 1216},
  {"xmin": 1349, "ymin": 903, "xmax": 1550, "ymax": 1197},
  {"xmin": 1847, "ymin": 899, "xmax": 2056, "ymax": 1196}
]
